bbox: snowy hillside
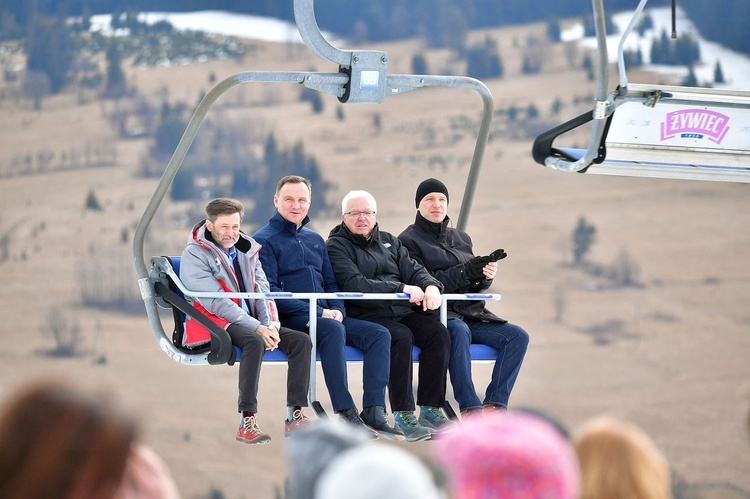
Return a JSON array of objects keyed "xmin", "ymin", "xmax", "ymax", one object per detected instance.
[
  {"xmin": 563, "ymin": 6, "xmax": 749, "ymax": 90},
  {"xmin": 91, "ymin": 7, "xmax": 749, "ymax": 91}
]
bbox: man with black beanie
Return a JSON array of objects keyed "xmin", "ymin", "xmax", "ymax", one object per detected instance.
[{"xmin": 399, "ymin": 178, "xmax": 529, "ymax": 418}]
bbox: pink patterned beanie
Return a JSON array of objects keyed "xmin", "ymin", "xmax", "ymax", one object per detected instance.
[{"xmin": 436, "ymin": 412, "xmax": 580, "ymax": 499}]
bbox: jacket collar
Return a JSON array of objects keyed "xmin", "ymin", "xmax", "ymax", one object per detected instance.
[
  {"xmin": 414, "ymin": 211, "xmax": 451, "ymax": 236},
  {"xmin": 269, "ymin": 210, "xmax": 310, "ymax": 234},
  {"xmin": 193, "ymin": 219, "xmax": 253, "ymax": 254},
  {"xmin": 331, "ymin": 221, "xmax": 380, "ymax": 247}
]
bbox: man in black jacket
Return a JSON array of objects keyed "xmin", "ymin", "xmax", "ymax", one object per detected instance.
[
  {"xmin": 399, "ymin": 178, "xmax": 529, "ymax": 417},
  {"xmin": 327, "ymin": 190, "xmax": 453, "ymax": 439}
]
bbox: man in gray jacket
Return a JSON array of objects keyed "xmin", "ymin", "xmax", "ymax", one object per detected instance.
[{"xmin": 180, "ymin": 198, "xmax": 312, "ymax": 444}]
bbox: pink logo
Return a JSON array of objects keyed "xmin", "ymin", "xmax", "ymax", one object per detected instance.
[{"xmin": 660, "ymin": 109, "xmax": 730, "ymax": 144}]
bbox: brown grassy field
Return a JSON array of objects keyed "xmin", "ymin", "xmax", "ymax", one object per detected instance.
[{"xmin": 1, "ymin": 20, "xmax": 749, "ymax": 498}]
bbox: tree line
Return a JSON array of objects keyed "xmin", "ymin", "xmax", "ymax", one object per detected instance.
[{"xmin": 1, "ymin": 0, "xmax": 747, "ymax": 55}]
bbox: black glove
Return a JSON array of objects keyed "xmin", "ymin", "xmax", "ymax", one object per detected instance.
[
  {"xmin": 464, "ymin": 255, "xmax": 491, "ymax": 280},
  {"xmin": 489, "ymin": 249, "xmax": 508, "ymax": 261}
]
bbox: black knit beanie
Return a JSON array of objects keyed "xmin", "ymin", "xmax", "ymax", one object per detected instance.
[{"xmin": 415, "ymin": 178, "xmax": 449, "ymax": 208}]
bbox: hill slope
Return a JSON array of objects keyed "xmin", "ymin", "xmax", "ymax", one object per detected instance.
[{"xmin": 1, "ymin": 19, "xmax": 749, "ymax": 498}]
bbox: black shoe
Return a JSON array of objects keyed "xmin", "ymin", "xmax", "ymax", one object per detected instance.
[
  {"xmin": 337, "ymin": 407, "xmax": 379, "ymax": 440},
  {"xmin": 360, "ymin": 406, "xmax": 405, "ymax": 441}
]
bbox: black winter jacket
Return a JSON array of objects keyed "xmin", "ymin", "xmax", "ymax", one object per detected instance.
[
  {"xmin": 398, "ymin": 213, "xmax": 506, "ymax": 323},
  {"xmin": 326, "ymin": 222, "xmax": 443, "ymax": 321}
]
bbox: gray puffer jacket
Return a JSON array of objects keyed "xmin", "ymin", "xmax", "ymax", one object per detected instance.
[{"xmin": 180, "ymin": 220, "xmax": 280, "ymax": 333}]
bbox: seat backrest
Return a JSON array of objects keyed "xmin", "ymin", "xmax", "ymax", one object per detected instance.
[{"xmin": 163, "ymin": 256, "xmax": 188, "ymax": 346}]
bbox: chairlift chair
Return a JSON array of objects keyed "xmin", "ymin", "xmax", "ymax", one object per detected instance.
[
  {"xmin": 133, "ymin": 0, "xmax": 501, "ymax": 418},
  {"xmin": 532, "ymin": 0, "xmax": 750, "ymax": 183}
]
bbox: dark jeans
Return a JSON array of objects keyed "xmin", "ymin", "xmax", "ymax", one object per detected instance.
[
  {"xmin": 283, "ymin": 315, "xmax": 391, "ymax": 412},
  {"xmin": 370, "ymin": 312, "xmax": 451, "ymax": 411},
  {"xmin": 446, "ymin": 319, "xmax": 529, "ymax": 411},
  {"xmin": 227, "ymin": 324, "xmax": 311, "ymax": 413}
]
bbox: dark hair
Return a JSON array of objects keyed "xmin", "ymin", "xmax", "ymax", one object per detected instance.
[
  {"xmin": 276, "ymin": 175, "xmax": 312, "ymax": 196},
  {"xmin": 0, "ymin": 380, "xmax": 138, "ymax": 499},
  {"xmin": 205, "ymin": 198, "xmax": 244, "ymax": 222}
]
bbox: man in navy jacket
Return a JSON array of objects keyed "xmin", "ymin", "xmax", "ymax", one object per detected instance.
[{"xmin": 254, "ymin": 175, "xmax": 405, "ymax": 440}]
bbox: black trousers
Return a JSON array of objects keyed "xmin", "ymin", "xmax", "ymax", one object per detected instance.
[
  {"xmin": 227, "ymin": 324, "xmax": 311, "ymax": 413},
  {"xmin": 370, "ymin": 312, "xmax": 451, "ymax": 411}
]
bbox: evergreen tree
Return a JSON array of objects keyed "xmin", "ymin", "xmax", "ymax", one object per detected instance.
[
  {"xmin": 507, "ymin": 105, "xmax": 518, "ymax": 122},
  {"xmin": 85, "ymin": 189, "xmax": 103, "ymax": 211},
  {"xmin": 300, "ymin": 87, "xmax": 323, "ymax": 114},
  {"xmin": 572, "ymin": 216, "xmax": 596, "ymax": 266},
  {"xmin": 465, "ymin": 37, "xmax": 503, "ymax": 79},
  {"xmin": 682, "ymin": 66, "xmax": 698, "ymax": 87},
  {"xmin": 650, "ymin": 30, "xmax": 700, "ymax": 66},
  {"xmin": 151, "ymin": 102, "xmax": 188, "ymax": 159},
  {"xmin": 412, "ymin": 52, "xmax": 428, "ymax": 75},
  {"xmin": 104, "ymin": 42, "xmax": 126, "ymax": 98},
  {"xmin": 583, "ymin": 12, "xmax": 617, "ymax": 37},
  {"xmin": 264, "ymin": 133, "xmax": 278, "ymax": 168},
  {"xmin": 546, "ymin": 18, "xmax": 561, "ymax": 42},
  {"xmin": 636, "ymin": 12, "xmax": 653, "ymax": 36},
  {"xmin": 550, "ymin": 98, "xmax": 563, "ymax": 116},
  {"xmin": 25, "ymin": 16, "xmax": 75, "ymax": 93},
  {"xmin": 713, "ymin": 60, "xmax": 725, "ymax": 85},
  {"xmin": 526, "ymin": 103, "xmax": 539, "ymax": 120},
  {"xmin": 623, "ymin": 48, "xmax": 643, "ymax": 68},
  {"xmin": 170, "ymin": 167, "xmax": 194, "ymax": 201}
]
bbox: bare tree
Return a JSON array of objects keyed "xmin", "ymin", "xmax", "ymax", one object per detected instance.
[
  {"xmin": 23, "ymin": 70, "xmax": 51, "ymax": 110},
  {"xmin": 609, "ymin": 249, "xmax": 641, "ymax": 287},
  {"xmin": 572, "ymin": 216, "xmax": 596, "ymax": 266},
  {"xmin": 39, "ymin": 308, "xmax": 82, "ymax": 357},
  {"xmin": 563, "ymin": 41, "xmax": 579, "ymax": 69},
  {"xmin": 553, "ymin": 285, "xmax": 566, "ymax": 323}
]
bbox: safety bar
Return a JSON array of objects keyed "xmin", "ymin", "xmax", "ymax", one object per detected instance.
[{"xmin": 154, "ymin": 257, "xmax": 500, "ymax": 405}]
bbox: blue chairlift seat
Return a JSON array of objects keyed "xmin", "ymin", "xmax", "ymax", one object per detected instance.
[{"xmin": 159, "ymin": 256, "xmax": 498, "ymax": 364}]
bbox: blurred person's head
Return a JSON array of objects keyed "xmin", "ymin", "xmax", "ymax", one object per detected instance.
[
  {"xmin": 315, "ymin": 442, "xmax": 443, "ymax": 499},
  {"xmin": 573, "ymin": 415, "xmax": 671, "ymax": 499},
  {"xmin": 285, "ymin": 418, "xmax": 371, "ymax": 499},
  {"xmin": 0, "ymin": 379, "xmax": 138, "ymax": 499},
  {"xmin": 436, "ymin": 412, "xmax": 580, "ymax": 499}
]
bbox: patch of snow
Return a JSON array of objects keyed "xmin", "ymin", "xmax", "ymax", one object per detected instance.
[
  {"xmin": 561, "ymin": 6, "xmax": 749, "ymax": 90},
  {"xmin": 90, "ymin": 11, "xmax": 307, "ymax": 44}
]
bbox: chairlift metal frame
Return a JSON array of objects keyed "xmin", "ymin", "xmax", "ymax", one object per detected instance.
[
  {"xmin": 532, "ymin": 0, "xmax": 750, "ymax": 182},
  {"xmin": 133, "ymin": 0, "xmax": 495, "ymax": 366}
]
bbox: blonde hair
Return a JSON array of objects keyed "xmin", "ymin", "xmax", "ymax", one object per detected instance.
[{"xmin": 574, "ymin": 416, "xmax": 671, "ymax": 499}]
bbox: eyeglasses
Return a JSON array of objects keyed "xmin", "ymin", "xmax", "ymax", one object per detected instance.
[{"xmin": 344, "ymin": 211, "xmax": 376, "ymax": 218}]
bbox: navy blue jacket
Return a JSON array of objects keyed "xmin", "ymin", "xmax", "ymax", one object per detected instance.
[{"xmin": 253, "ymin": 211, "xmax": 345, "ymax": 322}]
